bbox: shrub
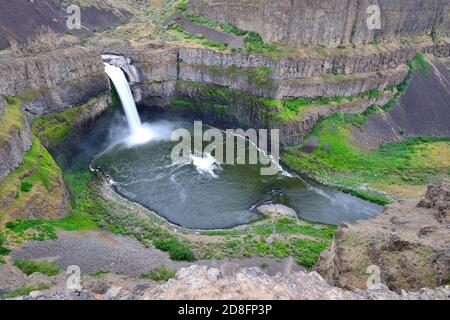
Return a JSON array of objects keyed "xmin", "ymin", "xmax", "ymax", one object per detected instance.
[
  {"xmin": 141, "ymin": 265, "xmax": 176, "ymax": 281},
  {"xmin": 154, "ymin": 239, "xmax": 195, "ymax": 261},
  {"xmin": 0, "ymin": 247, "xmax": 11, "ymax": 256},
  {"xmin": 14, "ymin": 259, "xmax": 61, "ymax": 276},
  {"xmin": 4, "ymin": 95, "xmax": 16, "ymax": 105},
  {"xmin": 175, "ymin": 0, "xmax": 187, "ymax": 12},
  {"xmin": 20, "ymin": 181, "xmax": 33, "ymax": 192}
]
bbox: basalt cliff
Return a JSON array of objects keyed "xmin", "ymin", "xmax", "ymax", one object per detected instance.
[{"xmin": 0, "ymin": 0, "xmax": 449, "ymax": 300}]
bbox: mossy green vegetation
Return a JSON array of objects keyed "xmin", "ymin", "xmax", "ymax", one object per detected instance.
[
  {"xmin": 173, "ymin": 80, "xmax": 386, "ymax": 124},
  {"xmin": 154, "ymin": 238, "xmax": 195, "ymax": 261},
  {"xmin": 90, "ymin": 269, "xmax": 110, "ymax": 277},
  {"xmin": 181, "ymin": 11, "xmax": 281, "ymax": 58},
  {"xmin": 13, "ymin": 259, "xmax": 61, "ymax": 276},
  {"xmin": 283, "ymin": 116, "xmax": 450, "ymax": 204},
  {"xmin": 282, "ymin": 52, "xmax": 442, "ymax": 203},
  {"xmin": 205, "ymin": 64, "xmax": 273, "ymax": 88},
  {"xmin": 141, "ymin": 265, "xmax": 176, "ymax": 281},
  {"xmin": 169, "ymin": 25, "xmax": 228, "ymax": 51},
  {"xmin": 0, "ymin": 96, "xmax": 23, "ymax": 143},
  {"xmin": 31, "ymin": 97, "xmax": 98, "ymax": 148},
  {"xmin": 0, "ymin": 137, "xmax": 67, "ymax": 223},
  {"xmin": 191, "ymin": 216, "xmax": 336, "ymax": 268}
]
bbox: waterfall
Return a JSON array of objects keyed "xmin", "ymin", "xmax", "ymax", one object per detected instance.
[{"xmin": 104, "ymin": 63, "xmax": 153, "ymax": 145}]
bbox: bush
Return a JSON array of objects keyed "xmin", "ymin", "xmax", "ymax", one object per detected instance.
[
  {"xmin": 13, "ymin": 259, "xmax": 61, "ymax": 276},
  {"xmin": 4, "ymin": 95, "xmax": 16, "ymax": 105},
  {"xmin": 154, "ymin": 239, "xmax": 195, "ymax": 261},
  {"xmin": 20, "ymin": 181, "xmax": 33, "ymax": 192},
  {"xmin": 0, "ymin": 247, "xmax": 11, "ymax": 256},
  {"xmin": 141, "ymin": 265, "xmax": 176, "ymax": 281}
]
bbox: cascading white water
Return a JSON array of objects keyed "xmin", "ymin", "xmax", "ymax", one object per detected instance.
[{"xmin": 104, "ymin": 63, "xmax": 153, "ymax": 145}]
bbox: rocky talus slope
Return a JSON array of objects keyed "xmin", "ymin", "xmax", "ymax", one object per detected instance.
[
  {"xmin": 353, "ymin": 57, "xmax": 450, "ymax": 148},
  {"xmin": 1, "ymin": 264, "xmax": 448, "ymax": 300},
  {"xmin": 0, "ymin": 0, "xmax": 132, "ymax": 49},
  {"xmin": 316, "ymin": 181, "xmax": 450, "ymax": 292},
  {"xmin": 188, "ymin": 0, "xmax": 450, "ymax": 48}
]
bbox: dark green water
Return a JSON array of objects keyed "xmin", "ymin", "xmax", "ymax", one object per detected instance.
[{"xmin": 55, "ymin": 109, "xmax": 381, "ymax": 229}]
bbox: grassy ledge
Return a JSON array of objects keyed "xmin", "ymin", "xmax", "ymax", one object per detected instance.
[
  {"xmin": 31, "ymin": 97, "xmax": 99, "ymax": 149},
  {"xmin": 283, "ymin": 53, "xmax": 448, "ymax": 203}
]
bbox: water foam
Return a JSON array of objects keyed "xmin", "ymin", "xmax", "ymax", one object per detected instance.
[{"xmin": 190, "ymin": 153, "xmax": 221, "ymax": 178}]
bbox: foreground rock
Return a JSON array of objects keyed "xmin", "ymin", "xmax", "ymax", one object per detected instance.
[
  {"xmin": 316, "ymin": 180, "xmax": 450, "ymax": 292},
  {"xmin": 256, "ymin": 204, "xmax": 297, "ymax": 218},
  {"xmin": 4, "ymin": 264, "xmax": 449, "ymax": 300}
]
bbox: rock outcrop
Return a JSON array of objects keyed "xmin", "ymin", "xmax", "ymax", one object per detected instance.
[
  {"xmin": 316, "ymin": 180, "xmax": 450, "ymax": 292},
  {"xmin": 0, "ymin": 46, "xmax": 109, "ymax": 117},
  {"xmin": 188, "ymin": 0, "xmax": 450, "ymax": 48},
  {"xmin": 98, "ymin": 42, "xmax": 179, "ymax": 107},
  {"xmin": 0, "ymin": 45, "xmax": 111, "ymax": 183},
  {"xmin": 0, "ymin": 105, "xmax": 32, "ymax": 183},
  {"xmin": 3, "ymin": 264, "xmax": 449, "ymax": 300}
]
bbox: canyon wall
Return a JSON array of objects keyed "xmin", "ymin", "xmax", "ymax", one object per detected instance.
[
  {"xmin": 188, "ymin": 0, "xmax": 450, "ymax": 48},
  {"xmin": 0, "ymin": 46, "xmax": 110, "ymax": 184},
  {"xmin": 96, "ymin": 38, "xmax": 450, "ymax": 146},
  {"xmin": 0, "ymin": 0, "xmax": 131, "ymax": 49}
]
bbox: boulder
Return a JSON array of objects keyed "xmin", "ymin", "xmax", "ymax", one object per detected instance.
[{"xmin": 256, "ymin": 204, "xmax": 297, "ymax": 218}]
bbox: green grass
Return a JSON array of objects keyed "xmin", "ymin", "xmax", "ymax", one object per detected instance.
[
  {"xmin": 50, "ymin": 172, "xmax": 100, "ymax": 231},
  {"xmin": 19, "ymin": 181, "xmax": 33, "ymax": 192},
  {"xmin": 90, "ymin": 270, "xmax": 110, "ymax": 277},
  {"xmin": 182, "ymin": 12, "xmax": 280, "ymax": 58},
  {"xmin": 282, "ymin": 52, "xmax": 443, "ymax": 203},
  {"xmin": 284, "ymin": 114, "xmax": 450, "ymax": 204},
  {"xmin": 275, "ymin": 218, "xmax": 337, "ymax": 240},
  {"xmin": 31, "ymin": 97, "xmax": 98, "ymax": 148},
  {"xmin": 0, "ymin": 96, "xmax": 23, "ymax": 143},
  {"xmin": 2, "ymin": 172, "xmax": 100, "ymax": 245},
  {"xmin": 0, "ymin": 137, "xmax": 67, "ymax": 223},
  {"xmin": 13, "ymin": 259, "xmax": 61, "ymax": 276},
  {"xmin": 5, "ymin": 219, "xmax": 57, "ymax": 241},
  {"xmin": 408, "ymin": 52, "xmax": 430, "ymax": 77},
  {"xmin": 140, "ymin": 265, "xmax": 176, "ymax": 281},
  {"xmin": 0, "ymin": 246, "xmax": 11, "ymax": 255},
  {"xmin": 173, "ymin": 80, "xmax": 385, "ymax": 123},
  {"xmin": 154, "ymin": 238, "xmax": 195, "ymax": 261},
  {"xmin": 170, "ymin": 25, "xmax": 228, "ymax": 51}
]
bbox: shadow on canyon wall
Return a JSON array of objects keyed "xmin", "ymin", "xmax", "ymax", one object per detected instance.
[{"xmin": 353, "ymin": 59, "xmax": 450, "ymax": 149}]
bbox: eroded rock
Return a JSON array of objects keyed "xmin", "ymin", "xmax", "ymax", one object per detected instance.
[{"xmin": 316, "ymin": 181, "xmax": 450, "ymax": 292}]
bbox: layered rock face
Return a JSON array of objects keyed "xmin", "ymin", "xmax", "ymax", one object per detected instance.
[
  {"xmin": 188, "ymin": 0, "xmax": 450, "ymax": 48},
  {"xmin": 0, "ymin": 46, "xmax": 110, "ymax": 186},
  {"xmin": 0, "ymin": 107, "xmax": 32, "ymax": 183},
  {"xmin": 3, "ymin": 264, "xmax": 449, "ymax": 300},
  {"xmin": 99, "ymin": 43, "xmax": 179, "ymax": 107},
  {"xmin": 99, "ymin": 38, "xmax": 449, "ymax": 145},
  {"xmin": 0, "ymin": 47, "xmax": 109, "ymax": 117},
  {"xmin": 316, "ymin": 181, "xmax": 450, "ymax": 292}
]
